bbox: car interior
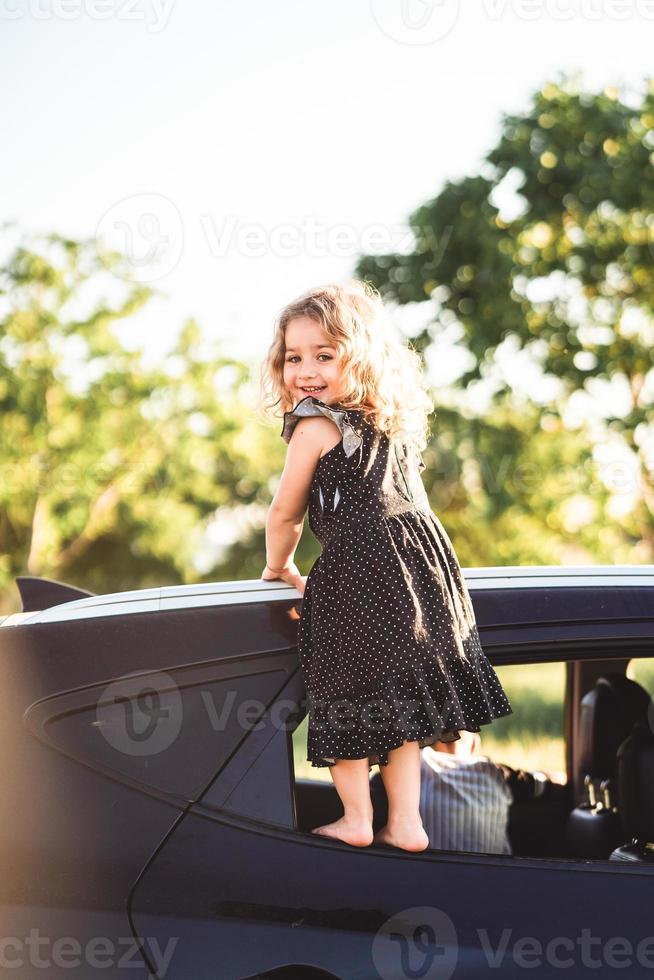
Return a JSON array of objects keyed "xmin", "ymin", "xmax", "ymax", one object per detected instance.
[{"xmin": 292, "ymin": 654, "xmax": 654, "ymax": 866}]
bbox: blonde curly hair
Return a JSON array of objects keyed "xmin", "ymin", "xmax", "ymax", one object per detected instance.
[{"xmin": 259, "ymin": 279, "xmax": 434, "ymax": 451}]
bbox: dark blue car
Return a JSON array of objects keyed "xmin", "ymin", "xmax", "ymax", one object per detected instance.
[{"xmin": 1, "ymin": 565, "xmax": 653, "ymax": 978}]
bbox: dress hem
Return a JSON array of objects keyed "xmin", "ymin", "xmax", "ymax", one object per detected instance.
[{"xmin": 304, "ymin": 661, "xmax": 514, "ymax": 770}]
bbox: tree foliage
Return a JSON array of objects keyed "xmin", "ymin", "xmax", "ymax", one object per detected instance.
[
  {"xmin": 0, "ymin": 230, "xmax": 285, "ymax": 610},
  {"xmin": 357, "ymin": 76, "xmax": 654, "ymax": 562}
]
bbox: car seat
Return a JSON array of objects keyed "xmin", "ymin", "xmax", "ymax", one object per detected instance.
[
  {"xmin": 609, "ymin": 720, "xmax": 654, "ymax": 863},
  {"xmin": 565, "ymin": 672, "xmax": 651, "ymax": 859}
]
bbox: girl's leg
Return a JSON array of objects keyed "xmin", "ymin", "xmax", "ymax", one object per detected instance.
[
  {"xmin": 373, "ymin": 739, "xmax": 429, "ymax": 852},
  {"xmin": 311, "ymin": 757, "xmax": 374, "ymax": 847}
]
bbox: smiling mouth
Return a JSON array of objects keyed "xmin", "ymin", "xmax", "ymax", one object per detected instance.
[{"xmin": 300, "ymin": 386, "xmax": 326, "ymax": 393}]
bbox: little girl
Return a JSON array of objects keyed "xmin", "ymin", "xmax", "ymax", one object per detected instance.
[{"xmin": 260, "ymin": 280, "xmax": 513, "ymax": 852}]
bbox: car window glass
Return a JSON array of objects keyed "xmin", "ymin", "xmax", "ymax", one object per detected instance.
[{"xmin": 480, "ymin": 662, "xmax": 567, "ymax": 782}]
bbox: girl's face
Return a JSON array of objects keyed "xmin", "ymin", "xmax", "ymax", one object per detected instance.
[{"xmin": 283, "ymin": 316, "xmax": 345, "ymax": 406}]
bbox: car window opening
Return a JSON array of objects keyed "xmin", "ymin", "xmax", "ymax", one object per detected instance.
[{"xmin": 290, "ymin": 656, "xmax": 654, "ymax": 867}]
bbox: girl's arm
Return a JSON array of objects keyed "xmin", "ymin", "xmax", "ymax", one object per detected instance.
[{"xmin": 263, "ymin": 416, "xmax": 337, "ymax": 590}]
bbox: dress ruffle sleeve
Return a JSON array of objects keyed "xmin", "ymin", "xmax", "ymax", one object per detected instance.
[{"xmin": 280, "ymin": 395, "xmax": 363, "ymax": 459}]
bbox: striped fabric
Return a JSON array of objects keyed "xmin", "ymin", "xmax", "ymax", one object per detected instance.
[{"xmin": 419, "ymin": 747, "xmax": 513, "ymax": 855}]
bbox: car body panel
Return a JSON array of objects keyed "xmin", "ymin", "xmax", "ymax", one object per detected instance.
[{"xmin": 1, "ymin": 566, "xmax": 653, "ymax": 977}]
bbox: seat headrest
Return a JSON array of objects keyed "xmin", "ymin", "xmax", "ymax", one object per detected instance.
[
  {"xmin": 578, "ymin": 672, "xmax": 651, "ymax": 779},
  {"xmin": 617, "ymin": 720, "xmax": 654, "ymax": 841}
]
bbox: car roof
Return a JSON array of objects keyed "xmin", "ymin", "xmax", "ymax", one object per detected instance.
[{"xmin": 2, "ymin": 565, "xmax": 654, "ymax": 629}]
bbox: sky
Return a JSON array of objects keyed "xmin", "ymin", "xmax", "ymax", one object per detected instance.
[{"xmin": 3, "ymin": 0, "xmax": 654, "ymax": 380}]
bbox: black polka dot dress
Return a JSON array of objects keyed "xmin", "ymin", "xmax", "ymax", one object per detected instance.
[{"xmin": 281, "ymin": 395, "xmax": 514, "ymax": 770}]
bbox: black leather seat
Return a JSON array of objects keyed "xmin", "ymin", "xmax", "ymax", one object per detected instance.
[
  {"xmin": 609, "ymin": 720, "xmax": 654, "ymax": 863},
  {"xmin": 565, "ymin": 673, "xmax": 651, "ymax": 859}
]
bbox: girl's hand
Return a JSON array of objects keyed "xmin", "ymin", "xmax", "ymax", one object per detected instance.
[{"xmin": 261, "ymin": 561, "xmax": 305, "ymax": 595}]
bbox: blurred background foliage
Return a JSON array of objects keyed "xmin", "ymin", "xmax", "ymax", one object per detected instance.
[
  {"xmin": 357, "ymin": 77, "xmax": 654, "ymax": 568},
  {"xmin": 2, "ymin": 77, "xmax": 654, "ymax": 618},
  {"xmin": 0, "ymin": 231, "xmax": 282, "ymax": 608}
]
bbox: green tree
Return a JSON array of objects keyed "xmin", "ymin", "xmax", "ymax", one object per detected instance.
[
  {"xmin": 0, "ymin": 230, "xmax": 285, "ymax": 612},
  {"xmin": 357, "ymin": 75, "xmax": 654, "ymax": 562}
]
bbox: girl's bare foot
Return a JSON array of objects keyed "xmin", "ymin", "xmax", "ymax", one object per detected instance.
[
  {"xmin": 373, "ymin": 821, "xmax": 429, "ymax": 852},
  {"xmin": 311, "ymin": 815, "xmax": 374, "ymax": 847}
]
